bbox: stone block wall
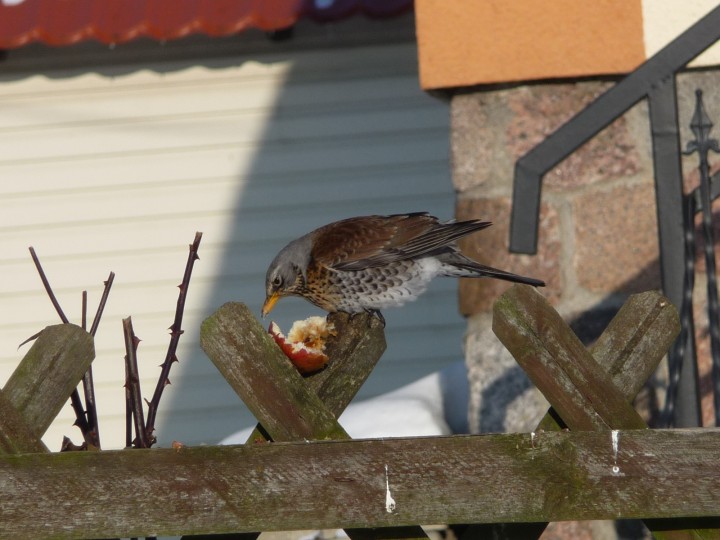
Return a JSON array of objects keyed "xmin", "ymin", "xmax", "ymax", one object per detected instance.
[{"xmin": 451, "ymin": 74, "xmax": 720, "ymax": 433}]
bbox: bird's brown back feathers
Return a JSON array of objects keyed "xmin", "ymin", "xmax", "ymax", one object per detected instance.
[{"xmin": 310, "ymin": 213, "xmax": 491, "ymax": 271}]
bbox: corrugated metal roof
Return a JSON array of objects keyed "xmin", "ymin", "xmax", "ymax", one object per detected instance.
[{"xmin": 0, "ymin": 0, "xmax": 412, "ymax": 49}]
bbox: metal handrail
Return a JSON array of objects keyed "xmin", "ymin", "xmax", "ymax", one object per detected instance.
[{"xmin": 509, "ymin": 6, "xmax": 720, "ymax": 427}]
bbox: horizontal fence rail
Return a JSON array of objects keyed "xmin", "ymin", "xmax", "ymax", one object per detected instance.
[
  {"xmin": 1, "ymin": 429, "xmax": 720, "ymax": 538},
  {"xmin": 3, "ymin": 282, "xmax": 719, "ymax": 538}
]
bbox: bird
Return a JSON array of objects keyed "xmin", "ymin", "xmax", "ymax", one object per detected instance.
[{"xmin": 262, "ymin": 212, "xmax": 545, "ymax": 321}]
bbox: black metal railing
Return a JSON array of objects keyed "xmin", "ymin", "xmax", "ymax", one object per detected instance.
[
  {"xmin": 679, "ymin": 91, "xmax": 720, "ymax": 425},
  {"xmin": 509, "ymin": 6, "xmax": 720, "ymax": 427}
]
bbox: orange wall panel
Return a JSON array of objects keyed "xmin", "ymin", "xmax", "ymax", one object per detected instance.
[{"xmin": 416, "ymin": 0, "xmax": 646, "ymax": 89}]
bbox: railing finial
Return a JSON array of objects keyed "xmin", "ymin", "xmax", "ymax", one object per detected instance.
[{"xmin": 685, "ymin": 88, "xmax": 720, "ymax": 155}]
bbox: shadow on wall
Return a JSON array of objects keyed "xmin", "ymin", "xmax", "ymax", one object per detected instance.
[{"xmin": 157, "ymin": 43, "xmax": 468, "ymax": 446}]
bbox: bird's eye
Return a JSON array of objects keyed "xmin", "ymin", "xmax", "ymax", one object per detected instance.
[{"xmin": 272, "ymin": 275, "xmax": 283, "ymax": 287}]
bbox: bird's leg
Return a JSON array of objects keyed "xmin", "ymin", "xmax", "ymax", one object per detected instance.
[
  {"xmin": 365, "ymin": 309, "xmax": 386, "ymax": 328},
  {"xmin": 347, "ymin": 309, "xmax": 385, "ymax": 328}
]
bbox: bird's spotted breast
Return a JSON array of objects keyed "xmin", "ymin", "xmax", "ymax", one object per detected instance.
[{"xmin": 325, "ymin": 258, "xmax": 442, "ymax": 312}]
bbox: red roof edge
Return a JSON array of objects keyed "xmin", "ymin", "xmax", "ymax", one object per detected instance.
[{"xmin": 0, "ymin": 0, "xmax": 413, "ymax": 49}]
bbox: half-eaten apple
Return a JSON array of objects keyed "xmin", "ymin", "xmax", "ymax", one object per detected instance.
[{"xmin": 268, "ymin": 316, "xmax": 336, "ymax": 374}]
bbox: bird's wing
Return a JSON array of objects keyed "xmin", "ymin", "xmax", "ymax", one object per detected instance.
[
  {"xmin": 310, "ymin": 213, "xmax": 432, "ymax": 267},
  {"xmin": 310, "ymin": 213, "xmax": 492, "ymax": 271}
]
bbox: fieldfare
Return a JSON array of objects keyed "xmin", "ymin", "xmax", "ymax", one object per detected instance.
[{"xmin": 262, "ymin": 212, "xmax": 544, "ymax": 319}]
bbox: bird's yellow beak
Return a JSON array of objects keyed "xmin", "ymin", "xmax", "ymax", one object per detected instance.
[{"xmin": 262, "ymin": 292, "xmax": 281, "ymax": 318}]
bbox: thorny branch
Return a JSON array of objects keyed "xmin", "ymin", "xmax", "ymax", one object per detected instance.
[
  {"xmin": 89, "ymin": 272, "xmax": 115, "ymax": 337},
  {"xmin": 28, "ymin": 248, "xmax": 114, "ymax": 449},
  {"xmin": 77, "ymin": 291, "xmax": 101, "ymax": 449},
  {"xmin": 26, "ymin": 233, "xmax": 200, "ymax": 451},
  {"xmin": 28, "ymin": 247, "xmax": 69, "ymax": 324},
  {"xmin": 82, "ymin": 272, "xmax": 115, "ymax": 449},
  {"xmin": 123, "ymin": 317, "xmax": 149, "ymax": 449},
  {"xmin": 144, "ymin": 232, "xmax": 203, "ymax": 444},
  {"xmin": 68, "ymin": 389, "xmax": 91, "ymax": 440}
]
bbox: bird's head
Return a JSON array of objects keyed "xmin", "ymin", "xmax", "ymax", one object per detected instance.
[{"xmin": 262, "ymin": 236, "xmax": 312, "ymax": 317}]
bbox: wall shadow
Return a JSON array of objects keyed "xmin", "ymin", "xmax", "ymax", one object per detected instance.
[{"xmin": 157, "ymin": 26, "xmax": 468, "ymax": 446}]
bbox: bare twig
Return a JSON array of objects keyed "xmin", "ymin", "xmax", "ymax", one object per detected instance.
[
  {"xmin": 144, "ymin": 232, "xmax": 202, "ymax": 442},
  {"xmin": 28, "ymin": 247, "xmax": 69, "ymax": 324},
  {"xmin": 123, "ymin": 317, "xmax": 149, "ymax": 448},
  {"xmin": 81, "ymin": 272, "xmax": 114, "ymax": 449},
  {"xmin": 79, "ymin": 376, "xmax": 99, "ymax": 448},
  {"xmin": 82, "ymin": 291, "xmax": 87, "ymax": 330},
  {"xmin": 125, "ymin": 387, "xmax": 132, "ymax": 449},
  {"xmin": 78, "ymin": 291, "xmax": 101, "ymax": 448},
  {"xmin": 28, "ymin": 247, "xmax": 95, "ymax": 445},
  {"xmin": 81, "ymin": 368, "xmax": 100, "ymax": 449},
  {"xmin": 19, "ymin": 247, "xmax": 71, "ymax": 348},
  {"xmin": 89, "ymin": 272, "xmax": 115, "ymax": 337}
]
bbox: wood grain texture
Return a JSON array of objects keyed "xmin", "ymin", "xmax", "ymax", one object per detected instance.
[
  {"xmin": 241, "ymin": 310, "xmax": 388, "ymax": 445},
  {"xmin": 468, "ymin": 288, "xmax": 686, "ymax": 540},
  {"xmin": 1, "ymin": 430, "xmax": 718, "ymax": 538},
  {"xmin": 0, "ymin": 390, "xmax": 48, "ymax": 454},
  {"xmin": 2, "ymin": 324, "xmax": 94, "ymax": 438},
  {"xmin": 197, "ymin": 305, "xmax": 429, "ymax": 540},
  {"xmin": 591, "ymin": 290, "xmax": 679, "ymax": 394},
  {"xmin": 307, "ymin": 311, "xmax": 387, "ymax": 415},
  {"xmin": 535, "ymin": 289, "xmax": 680, "ymax": 433},
  {"xmin": 199, "ymin": 302, "xmax": 348, "ymax": 442},
  {"xmin": 493, "ymin": 285, "xmax": 647, "ymax": 430}
]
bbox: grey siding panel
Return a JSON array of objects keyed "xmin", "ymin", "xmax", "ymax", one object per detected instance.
[{"xmin": 0, "ymin": 42, "xmax": 467, "ymax": 448}]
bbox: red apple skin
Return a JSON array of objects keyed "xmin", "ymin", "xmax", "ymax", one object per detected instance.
[{"xmin": 269, "ymin": 322, "xmax": 329, "ymax": 374}]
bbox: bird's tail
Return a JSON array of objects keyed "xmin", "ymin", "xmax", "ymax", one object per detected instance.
[{"xmin": 440, "ymin": 254, "xmax": 545, "ymax": 287}]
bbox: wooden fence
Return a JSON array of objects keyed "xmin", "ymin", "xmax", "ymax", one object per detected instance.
[{"xmin": 1, "ymin": 285, "xmax": 719, "ymax": 539}]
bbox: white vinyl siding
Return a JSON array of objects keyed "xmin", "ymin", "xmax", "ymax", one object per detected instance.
[{"xmin": 0, "ymin": 39, "xmax": 464, "ymax": 449}]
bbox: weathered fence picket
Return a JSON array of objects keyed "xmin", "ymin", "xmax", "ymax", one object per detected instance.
[
  {"xmin": 470, "ymin": 286, "xmax": 714, "ymax": 540},
  {"xmin": 200, "ymin": 302, "xmax": 351, "ymax": 442},
  {"xmin": 0, "ymin": 390, "xmax": 47, "ymax": 454},
  {"xmin": 0, "ymin": 324, "xmax": 94, "ymax": 455},
  {"xmin": 495, "ymin": 286, "xmax": 651, "ymax": 431},
  {"xmin": 198, "ymin": 302, "xmax": 429, "ymax": 540},
  {"xmin": 0, "ymin": 287, "xmax": 718, "ymax": 539}
]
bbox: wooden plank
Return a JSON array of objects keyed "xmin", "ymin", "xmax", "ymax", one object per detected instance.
[
  {"xmin": 0, "ymin": 429, "xmax": 718, "ymax": 538},
  {"xmin": 591, "ymin": 290, "xmax": 679, "ymax": 394},
  {"xmin": 536, "ymin": 289, "xmax": 680, "ymax": 432},
  {"xmin": 2, "ymin": 324, "xmax": 95, "ymax": 438},
  {"xmin": 240, "ymin": 311, "xmax": 386, "ymax": 443},
  {"xmin": 198, "ymin": 305, "xmax": 429, "ymax": 540},
  {"xmin": 559, "ymin": 292, "xmax": 710, "ymax": 540},
  {"xmin": 241, "ymin": 310, "xmax": 387, "ymax": 446},
  {"xmin": 466, "ymin": 289, "xmax": 685, "ymax": 540},
  {"xmin": 307, "ymin": 311, "xmax": 388, "ymax": 413},
  {"xmin": 492, "ymin": 285, "xmax": 647, "ymax": 430},
  {"xmin": 199, "ymin": 302, "xmax": 348, "ymax": 442},
  {"xmin": 249, "ymin": 314, "xmax": 428, "ymax": 540},
  {"xmin": 0, "ymin": 325, "xmax": 93, "ymax": 454},
  {"xmin": 0, "ymin": 391, "xmax": 48, "ymax": 454},
  {"xmin": 487, "ymin": 288, "xmax": 717, "ymax": 540}
]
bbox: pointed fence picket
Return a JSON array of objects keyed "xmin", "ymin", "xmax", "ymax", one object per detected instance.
[{"xmin": 0, "ymin": 286, "xmax": 719, "ymax": 539}]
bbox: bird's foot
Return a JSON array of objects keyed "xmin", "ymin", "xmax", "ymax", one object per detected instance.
[
  {"xmin": 340, "ymin": 309, "xmax": 386, "ymax": 328},
  {"xmin": 364, "ymin": 309, "xmax": 386, "ymax": 328}
]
